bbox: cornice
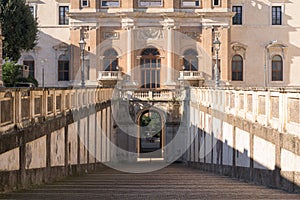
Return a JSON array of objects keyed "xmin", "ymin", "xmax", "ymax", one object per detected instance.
[{"xmin": 67, "ymin": 11, "xmax": 235, "ymax": 19}]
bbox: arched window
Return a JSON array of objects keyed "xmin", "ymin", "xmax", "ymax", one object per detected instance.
[
  {"xmin": 23, "ymin": 55, "xmax": 35, "ymax": 78},
  {"xmin": 272, "ymin": 55, "xmax": 283, "ymax": 81},
  {"xmin": 58, "ymin": 54, "xmax": 69, "ymax": 81},
  {"xmin": 231, "ymin": 55, "xmax": 243, "ymax": 81},
  {"xmin": 140, "ymin": 48, "xmax": 161, "ymax": 89},
  {"xmin": 183, "ymin": 49, "xmax": 198, "ymax": 71},
  {"xmin": 103, "ymin": 48, "xmax": 118, "ymax": 71}
]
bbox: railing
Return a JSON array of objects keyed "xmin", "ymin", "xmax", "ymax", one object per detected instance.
[
  {"xmin": 178, "ymin": 71, "xmax": 205, "ymax": 80},
  {"xmin": 190, "ymin": 87, "xmax": 300, "ymax": 137},
  {"xmin": 125, "ymin": 90, "xmax": 182, "ymax": 101},
  {"xmin": 97, "ymin": 71, "xmax": 121, "ymax": 80},
  {"xmin": 0, "ymin": 87, "xmax": 113, "ymax": 133}
]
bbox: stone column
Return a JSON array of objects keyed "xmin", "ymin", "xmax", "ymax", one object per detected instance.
[
  {"xmin": 0, "ymin": 25, "xmax": 3, "ymax": 86},
  {"xmin": 164, "ymin": 18, "xmax": 176, "ymax": 87},
  {"xmin": 122, "ymin": 18, "xmax": 135, "ymax": 80}
]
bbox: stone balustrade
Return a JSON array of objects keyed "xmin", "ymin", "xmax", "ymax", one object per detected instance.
[
  {"xmin": 190, "ymin": 87, "xmax": 300, "ymax": 137},
  {"xmin": 0, "ymin": 87, "xmax": 113, "ymax": 133},
  {"xmin": 97, "ymin": 71, "xmax": 121, "ymax": 80},
  {"xmin": 130, "ymin": 89, "xmax": 182, "ymax": 101},
  {"xmin": 178, "ymin": 71, "xmax": 204, "ymax": 80}
]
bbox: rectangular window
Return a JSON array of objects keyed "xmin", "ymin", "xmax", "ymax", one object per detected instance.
[
  {"xmin": 101, "ymin": 0, "xmax": 120, "ymax": 7},
  {"xmin": 272, "ymin": 6, "xmax": 282, "ymax": 25},
  {"xmin": 59, "ymin": 6, "xmax": 69, "ymax": 25},
  {"xmin": 139, "ymin": 0, "xmax": 163, "ymax": 7},
  {"xmin": 232, "ymin": 6, "xmax": 242, "ymax": 25},
  {"xmin": 58, "ymin": 61, "xmax": 69, "ymax": 81},
  {"xmin": 213, "ymin": 0, "xmax": 220, "ymax": 6},
  {"xmin": 81, "ymin": 0, "xmax": 89, "ymax": 7},
  {"xmin": 29, "ymin": 4, "xmax": 37, "ymax": 19},
  {"xmin": 182, "ymin": 0, "xmax": 200, "ymax": 7}
]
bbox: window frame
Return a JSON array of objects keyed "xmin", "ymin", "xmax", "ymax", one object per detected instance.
[
  {"xmin": 58, "ymin": 5, "xmax": 69, "ymax": 25},
  {"xmin": 271, "ymin": 55, "xmax": 283, "ymax": 81},
  {"xmin": 101, "ymin": 0, "xmax": 120, "ymax": 7},
  {"xmin": 271, "ymin": 4, "xmax": 284, "ymax": 25},
  {"xmin": 212, "ymin": 0, "xmax": 220, "ymax": 7},
  {"xmin": 232, "ymin": 5, "xmax": 243, "ymax": 25},
  {"xmin": 28, "ymin": 4, "xmax": 37, "ymax": 19},
  {"xmin": 103, "ymin": 48, "xmax": 119, "ymax": 71},
  {"xmin": 138, "ymin": 0, "xmax": 163, "ymax": 7},
  {"xmin": 181, "ymin": 0, "xmax": 201, "ymax": 7},
  {"xmin": 57, "ymin": 60, "xmax": 70, "ymax": 81},
  {"xmin": 81, "ymin": 0, "xmax": 89, "ymax": 7},
  {"xmin": 183, "ymin": 49, "xmax": 198, "ymax": 71},
  {"xmin": 231, "ymin": 55, "xmax": 243, "ymax": 81}
]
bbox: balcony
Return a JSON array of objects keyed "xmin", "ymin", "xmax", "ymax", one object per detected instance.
[
  {"xmin": 178, "ymin": 71, "xmax": 205, "ymax": 87},
  {"xmin": 121, "ymin": 90, "xmax": 182, "ymax": 101},
  {"xmin": 97, "ymin": 71, "xmax": 122, "ymax": 87}
]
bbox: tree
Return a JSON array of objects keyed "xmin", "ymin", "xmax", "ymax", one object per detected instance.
[
  {"xmin": 2, "ymin": 60, "xmax": 38, "ymax": 87},
  {"xmin": 0, "ymin": 0, "xmax": 38, "ymax": 61}
]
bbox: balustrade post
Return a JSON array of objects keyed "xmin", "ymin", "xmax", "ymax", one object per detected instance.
[{"xmin": 15, "ymin": 90, "xmax": 21, "ymax": 124}]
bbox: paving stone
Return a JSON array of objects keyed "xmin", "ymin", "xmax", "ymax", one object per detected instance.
[{"xmin": 0, "ymin": 164, "xmax": 299, "ymax": 200}]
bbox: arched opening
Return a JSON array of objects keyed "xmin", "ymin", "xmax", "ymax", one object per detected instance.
[
  {"xmin": 271, "ymin": 55, "xmax": 283, "ymax": 81},
  {"xmin": 183, "ymin": 49, "xmax": 198, "ymax": 71},
  {"xmin": 231, "ymin": 55, "xmax": 243, "ymax": 81},
  {"xmin": 103, "ymin": 48, "xmax": 118, "ymax": 71},
  {"xmin": 138, "ymin": 110, "xmax": 163, "ymax": 158},
  {"xmin": 23, "ymin": 55, "xmax": 35, "ymax": 78},
  {"xmin": 140, "ymin": 48, "xmax": 161, "ymax": 89},
  {"xmin": 58, "ymin": 54, "xmax": 69, "ymax": 81}
]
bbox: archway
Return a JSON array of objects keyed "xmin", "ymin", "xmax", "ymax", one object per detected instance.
[{"xmin": 138, "ymin": 109, "xmax": 164, "ymax": 158}]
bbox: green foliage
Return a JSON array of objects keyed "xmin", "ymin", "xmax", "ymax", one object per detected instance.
[
  {"xmin": 2, "ymin": 60, "xmax": 38, "ymax": 87},
  {"xmin": 2, "ymin": 60, "xmax": 21, "ymax": 87},
  {"xmin": 0, "ymin": 0, "xmax": 38, "ymax": 61},
  {"xmin": 141, "ymin": 111, "xmax": 161, "ymax": 136}
]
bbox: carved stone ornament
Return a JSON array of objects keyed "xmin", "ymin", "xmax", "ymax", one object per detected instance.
[
  {"xmin": 138, "ymin": 28, "xmax": 164, "ymax": 40},
  {"xmin": 104, "ymin": 32, "xmax": 119, "ymax": 40}
]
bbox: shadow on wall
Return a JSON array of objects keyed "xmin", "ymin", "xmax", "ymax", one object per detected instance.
[{"xmin": 183, "ymin": 87, "xmax": 300, "ymax": 193}]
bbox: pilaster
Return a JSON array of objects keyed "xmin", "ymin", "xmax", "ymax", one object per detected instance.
[
  {"xmin": 122, "ymin": 18, "xmax": 135, "ymax": 84},
  {"xmin": 163, "ymin": 18, "xmax": 176, "ymax": 88}
]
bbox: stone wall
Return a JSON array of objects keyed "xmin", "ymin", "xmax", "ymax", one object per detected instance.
[{"xmin": 185, "ymin": 87, "xmax": 300, "ymax": 192}]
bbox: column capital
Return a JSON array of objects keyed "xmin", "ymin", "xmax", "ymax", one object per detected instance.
[
  {"xmin": 122, "ymin": 18, "xmax": 135, "ymax": 30},
  {"xmin": 163, "ymin": 18, "xmax": 175, "ymax": 29}
]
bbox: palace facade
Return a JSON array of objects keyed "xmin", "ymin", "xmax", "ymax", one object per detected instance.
[{"xmin": 22, "ymin": 0, "xmax": 300, "ymax": 88}]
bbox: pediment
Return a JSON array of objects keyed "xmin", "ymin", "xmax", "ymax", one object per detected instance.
[{"xmin": 53, "ymin": 42, "xmax": 69, "ymax": 51}]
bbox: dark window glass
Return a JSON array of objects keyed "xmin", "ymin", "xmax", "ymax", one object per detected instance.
[
  {"xmin": 82, "ymin": 0, "xmax": 88, "ymax": 6},
  {"xmin": 140, "ymin": 48, "xmax": 161, "ymax": 89},
  {"xmin": 231, "ymin": 55, "xmax": 243, "ymax": 81},
  {"xmin": 59, "ymin": 6, "xmax": 69, "ymax": 25},
  {"xmin": 103, "ymin": 49, "xmax": 118, "ymax": 71},
  {"xmin": 272, "ymin": 55, "xmax": 283, "ymax": 81},
  {"xmin": 272, "ymin": 6, "xmax": 282, "ymax": 25},
  {"xmin": 213, "ymin": 0, "xmax": 220, "ymax": 6},
  {"xmin": 232, "ymin": 6, "xmax": 242, "ymax": 25},
  {"xmin": 139, "ymin": 0, "xmax": 162, "ymax": 7},
  {"xmin": 182, "ymin": 0, "xmax": 200, "ymax": 7},
  {"xmin": 101, "ymin": 0, "xmax": 120, "ymax": 7},
  {"xmin": 58, "ymin": 56, "xmax": 69, "ymax": 81},
  {"xmin": 183, "ymin": 49, "xmax": 198, "ymax": 71}
]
